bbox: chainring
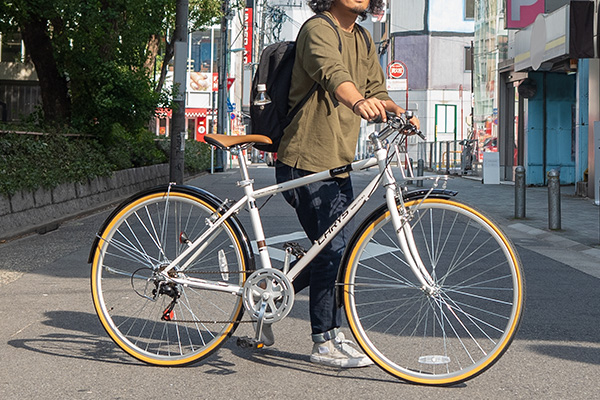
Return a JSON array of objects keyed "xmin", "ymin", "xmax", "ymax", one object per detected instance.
[{"xmin": 242, "ymin": 268, "xmax": 294, "ymax": 323}]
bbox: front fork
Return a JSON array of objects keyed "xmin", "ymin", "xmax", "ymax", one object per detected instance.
[{"xmin": 377, "ymin": 148, "xmax": 438, "ymax": 294}]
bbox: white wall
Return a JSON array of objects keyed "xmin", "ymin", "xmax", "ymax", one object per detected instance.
[
  {"xmin": 390, "ymin": 0, "xmax": 427, "ymax": 33},
  {"xmin": 429, "ymin": 35, "xmax": 473, "ymax": 90},
  {"xmin": 429, "ymin": 0, "xmax": 474, "ymax": 32}
]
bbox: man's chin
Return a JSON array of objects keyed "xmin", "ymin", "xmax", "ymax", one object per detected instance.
[{"xmin": 350, "ymin": 6, "xmax": 367, "ymax": 15}]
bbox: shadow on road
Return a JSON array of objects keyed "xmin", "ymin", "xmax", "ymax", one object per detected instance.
[{"xmin": 527, "ymin": 344, "xmax": 600, "ymax": 366}]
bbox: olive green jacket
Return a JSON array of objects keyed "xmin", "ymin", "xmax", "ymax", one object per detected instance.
[{"xmin": 277, "ymin": 12, "xmax": 391, "ymax": 172}]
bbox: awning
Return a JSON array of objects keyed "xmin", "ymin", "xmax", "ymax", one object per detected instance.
[
  {"xmin": 512, "ymin": 2, "xmax": 594, "ymax": 72},
  {"xmin": 155, "ymin": 108, "xmax": 217, "ymax": 119}
]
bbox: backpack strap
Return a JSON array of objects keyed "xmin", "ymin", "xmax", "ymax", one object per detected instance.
[
  {"xmin": 354, "ymin": 24, "xmax": 372, "ymax": 54},
  {"xmin": 287, "ymin": 14, "xmax": 341, "ymax": 120}
]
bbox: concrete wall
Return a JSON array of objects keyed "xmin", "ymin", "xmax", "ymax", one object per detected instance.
[
  {"xmin": 393, "ymin": 35, "xmax": 430, "ymax": 89},
  {"xmin": 429, "ymin": 35, "xmax": 473, "ymax": 90},
  {"xmin": 0, "ymin": 164, "xmax": 170, "ymax": 240}
]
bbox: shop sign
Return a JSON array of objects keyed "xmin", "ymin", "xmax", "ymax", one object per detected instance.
[{"xmin": 506, "ymin": 0, "xmax": 545, "ymax": 29}]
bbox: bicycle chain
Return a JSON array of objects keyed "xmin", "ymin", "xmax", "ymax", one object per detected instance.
[{"xmin": 184, "ymin": 270, "xmax": 249, "ymax": 275}]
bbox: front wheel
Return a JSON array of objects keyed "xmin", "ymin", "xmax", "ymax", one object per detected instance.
[
  {"xmin": 341, "ymin": 198, "xmax": 524, "ymax": 385},
  {"xmin": 90, "ymin": 185, "xmax": 253, "ymax": 366}
]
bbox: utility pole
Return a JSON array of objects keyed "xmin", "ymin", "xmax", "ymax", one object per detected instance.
[
  {"xmin": 169, "ymin": 0, "xmax": 189, "ymax": 184},
  {"xmin": 215, "ymin": 0, "xmax": 231, "ymax": 172}
]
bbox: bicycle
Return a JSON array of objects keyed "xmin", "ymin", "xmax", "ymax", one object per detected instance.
[
  {"xmin": 89, "ymin": 112, "xmax": 524, "ymax": 386},
  {"xmin": 459, "ymin": 134, "xmax": 477, "ymax": 175}
]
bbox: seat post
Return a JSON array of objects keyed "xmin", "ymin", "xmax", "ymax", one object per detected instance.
[{"xmin": 233, "ymin": 146, "xmax": 251, "ymax": 181}]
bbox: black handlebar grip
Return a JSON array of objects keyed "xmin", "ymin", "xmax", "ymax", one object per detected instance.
[{"xmin": 371, "ymin": 115, "xmax": 384, "ymax": 124}]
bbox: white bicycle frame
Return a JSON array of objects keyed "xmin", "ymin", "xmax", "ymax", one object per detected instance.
[{"xmin": 162, "ymin": 128, "xmax": 437, "ymax": 296}]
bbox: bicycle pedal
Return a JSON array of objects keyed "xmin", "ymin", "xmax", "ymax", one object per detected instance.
[
  {"xmin": 282, "ymin": 241, "xmax": 306, "ymax": 258},
  {"xmin": 236, "ymin": 336, "xmax": 265, "ymax": 349}
]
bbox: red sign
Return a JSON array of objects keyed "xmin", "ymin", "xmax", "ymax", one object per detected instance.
[
  {"xmin": 211, "ymin": 74, "xmax": 236, "ymax": 91},
  {"xmin": 388, "ymin": 62, "xmax": 405, "ymax": 79},
  {"xmin": 196, "ymin": 116, "xmax": 207, "ymax": 142},
  {"xmin": 244, "ymin": 8, "xmax": 253, "ymax": 64}
]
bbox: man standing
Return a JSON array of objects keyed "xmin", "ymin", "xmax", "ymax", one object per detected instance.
[{"xmin": 274, "ymin": 0, "xmax": 419, "ymax": 368}]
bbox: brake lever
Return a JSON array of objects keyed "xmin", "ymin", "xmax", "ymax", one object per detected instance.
[
  {"xmin": 370, "ymin": 111, "xmax": 425, "ymax": 140},
  {"xmin": 402, "ymin": 124, "xmax": 426, "ymax": 140}
]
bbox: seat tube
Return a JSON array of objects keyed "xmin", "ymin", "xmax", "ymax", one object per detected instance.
[{"xmin": 236, "ymin": 149, "xmax": 272, "ymax": 269}]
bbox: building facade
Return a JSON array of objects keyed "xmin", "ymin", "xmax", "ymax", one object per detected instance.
[{"xmin": 478, "ymin": 0, "xmax": 598, "ymax": 200}]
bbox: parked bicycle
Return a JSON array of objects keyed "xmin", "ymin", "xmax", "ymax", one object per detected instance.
[
  {"xmin": 459, "ymin": 135, "xmax": 477, "ymax": 175},
  {"xmin": 89, "ymin": 112, "xmax": 524, "ymax": 386}
]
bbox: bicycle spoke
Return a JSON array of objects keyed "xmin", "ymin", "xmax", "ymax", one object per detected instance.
[
  {"xmin": 91, "ymin": 188, "xmax": 248, "ymax": 365},
  {"xmin": 343, "ymin": 199, "xmax": 524, "ymax": 385}
]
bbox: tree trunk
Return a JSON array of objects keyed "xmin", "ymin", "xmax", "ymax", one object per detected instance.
[
  {"xmin": 154, "ymin": 35, "xmax": 175, "ymax": 95},
  {"xmin": 144, "ymin": 34, "xmax": 160, "ymax": 73},
  {"xmin": 20, "ymin": 16, "xmax": 71, "ymax": 125}
]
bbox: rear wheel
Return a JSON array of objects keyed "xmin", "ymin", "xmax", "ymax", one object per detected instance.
[
  {"xmin": 90, "ymin": 186, "xmax": 251, "ymax": 366},
  {"xmin": 342, "ymin": 198, "xmax": 524, "ymax": 385}
]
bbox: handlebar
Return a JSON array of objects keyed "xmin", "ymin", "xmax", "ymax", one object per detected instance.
[{"xmin": 370, "ymin": 111, "xmax": 426, "ymax": 141}]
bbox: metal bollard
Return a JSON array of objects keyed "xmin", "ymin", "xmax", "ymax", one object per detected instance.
[
  {"xmin": 417, "ymin": 159, "xmax": 424, "ymax": 187},
  {"xmin": 445, "ymin": 142, "xmax": 451, "ymax": 174},
  {"xmin": 514, "ymin": 166, "xmax": 526, "ymax": 219},
  {"xmin": 548, "ymin": 169, "xmax": 561, "ymax": 230}
]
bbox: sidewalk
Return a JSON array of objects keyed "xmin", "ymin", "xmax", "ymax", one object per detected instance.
[
  {"xmin": 3, "ymin": 164, "xmax": 599, "ymax": 278},
  {"xmin": 424, "ymin": 174, "xmax": 600, "ymax": 278}
]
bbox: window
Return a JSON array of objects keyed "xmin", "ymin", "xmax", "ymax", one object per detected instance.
[
  {"xmin": 464, "ymin": 46, "xmax": 473, "ymax": 72},
  {"xmin": 435, "ymin": 104, "xmax": 457, "ymax": 139},
  {"xmin": 0, "ymin": 32, "xmax": 23, "ymax": 63},
  {"xmin": 190, "ymin": 30, "xmax": 216, "ymax": 73},
  {"xmin": 465, "ymin": 0, "xmax": 475, "ymax": 20}
]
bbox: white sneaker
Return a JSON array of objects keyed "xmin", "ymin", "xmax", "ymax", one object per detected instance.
[{"xmin": 310, "ymin": 332, "xmax": 374, "ymax": 368}]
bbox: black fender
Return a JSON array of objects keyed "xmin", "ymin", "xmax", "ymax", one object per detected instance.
[
  {"xmin": 88, "ymin": 184, "xmax": 255, "ymax": 272},
  {"xmin": 335, "ymin": 188, "xmax": 457, "ymax": 306}
]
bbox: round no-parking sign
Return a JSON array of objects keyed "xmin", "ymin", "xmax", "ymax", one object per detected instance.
[{"xmin": 388, "ymin": 62, "xmax": 405, "ymax": 79}]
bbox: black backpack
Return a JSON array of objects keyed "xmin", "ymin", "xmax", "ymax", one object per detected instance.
[{"xmin": 250, "ymin": 14, "xmax": 370, "ymax": 153}]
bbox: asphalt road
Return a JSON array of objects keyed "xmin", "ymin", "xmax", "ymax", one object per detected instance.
[{"xmin": 1, "ymin": 165, "xmax": 599, "ymax": 399}]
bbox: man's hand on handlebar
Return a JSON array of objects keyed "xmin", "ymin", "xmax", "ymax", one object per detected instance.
[
  {"xmin": 352, "ymin": 98, "xmax": 388, "ymax": 122},
  {"xmin": 351, "ymin": 97, "xmax": 424, "ymax": 140},
  {"xmin": 367, "ymin": 109, "xmax": 425, "ymax": 140}
]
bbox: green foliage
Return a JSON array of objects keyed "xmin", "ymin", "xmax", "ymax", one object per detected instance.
[
  {"xmin": 0, "ymin": 132, "xmax": 113, "ymax": 197},
  {"xmin": 0, "ymin": 129, "xmax": 214, "ymax": 197},
  {"xmin": 189, "ymin": 0, "xmax": 224, "ymax": 30},
  {"xmin": 63, "ymin": 1, "xmax": 169, "ymax": 135},
  {"xmin": 183, "ymin": 139, "xmax": 214, "ymax": 174},
  {"xmin": 1, "ymin": 0, "xmax": 175, "ymax": 130},
  {"xmin": 156, "ymin": 138, "xmax": 214, "ymax": 174},
  {"xmin": 102, "ymin": 124, "xmax": 168, "ymax": 171},
  {"xmin": 70, "ymin": 63, "xmax": 160, "ymax": 137},
  {"xmin": 1, "ymin": 0, "xmax": 226, "ymax": 135}
]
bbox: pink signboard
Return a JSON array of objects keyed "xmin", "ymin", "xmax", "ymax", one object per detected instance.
[{"xmin": 506, "ymin": 0, "xmax": 545, "ymax": 29}]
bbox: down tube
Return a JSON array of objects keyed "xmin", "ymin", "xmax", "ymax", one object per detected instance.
[{"xmin": 285, "ymin": 171, "xmax": 381, "ymax": 282}]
